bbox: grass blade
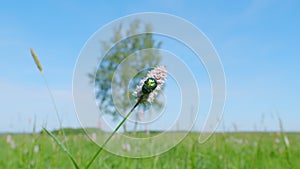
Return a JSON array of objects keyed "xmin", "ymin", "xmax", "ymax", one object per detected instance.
[{"xmin": 43, "ymin": 128, "xmax": 80, "ymax": 169}]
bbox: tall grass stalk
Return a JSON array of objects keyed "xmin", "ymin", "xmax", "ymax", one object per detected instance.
[
  {"xmin": 30, "ymin": 48, "xmax": 63, "ymax": 129},
  {"xmin": 85, "ymin": 96, "xmax": 143, "ymax": 169},
  {"xmin": 30, "ymin": 48, "xmax": 74, "ymax": 165}
]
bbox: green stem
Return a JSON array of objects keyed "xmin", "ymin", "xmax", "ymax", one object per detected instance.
[
  {"xmin": 41, "ymin": 73, "xmax": 68, "ymax": 147},
  {"xmin": 85, "ymin": 96, "xmax": 143, "ymax": 169}
]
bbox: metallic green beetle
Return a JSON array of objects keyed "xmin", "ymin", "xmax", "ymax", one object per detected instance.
[{"xmin": 142, "ymin": 77, "xmax": 157, "ymax": 94}]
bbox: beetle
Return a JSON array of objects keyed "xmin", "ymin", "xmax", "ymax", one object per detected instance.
[{"xmin": 142, "ymin": 77, "xmax": 157, "ymax": 94}]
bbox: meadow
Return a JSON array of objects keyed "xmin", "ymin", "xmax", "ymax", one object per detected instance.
[{"xmin": 1, "ymin": 130, "xmax": 299, "ymax": 169}]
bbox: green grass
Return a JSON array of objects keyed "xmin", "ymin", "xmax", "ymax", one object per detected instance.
[{"xmin": 1, "ymin": 131, "xmax": 299, "ymax": 169}]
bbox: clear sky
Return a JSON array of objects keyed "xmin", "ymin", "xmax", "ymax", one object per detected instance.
[{"xmin": 0, "ymin": 0, "xmax": 299, "ymax": 133}]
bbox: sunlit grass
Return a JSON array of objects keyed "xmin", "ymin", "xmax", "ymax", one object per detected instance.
[{"xmin": 1, "ymin": 131, "xmax": 299, "ymax": 168}]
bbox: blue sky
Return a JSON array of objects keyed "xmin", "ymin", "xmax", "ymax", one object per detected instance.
[{"xmin": 0, "ymin": 0, "xmax": 299, "ymax": 133}]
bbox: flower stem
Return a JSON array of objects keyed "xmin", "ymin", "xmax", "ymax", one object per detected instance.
[{"xmin": 85, "ymin": 96, "xmax": 143, "ymax": 169}]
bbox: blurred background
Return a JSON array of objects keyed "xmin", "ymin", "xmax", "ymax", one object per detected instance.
[{"xmin": 1, "ymin": 0, "xmax": 299, "ymax": 133}]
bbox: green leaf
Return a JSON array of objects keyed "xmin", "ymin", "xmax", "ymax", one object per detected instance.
[{"xmin": 43, "ymin": 128, "xmax": 80, "ymax": 169}]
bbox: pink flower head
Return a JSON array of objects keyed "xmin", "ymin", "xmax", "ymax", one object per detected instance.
[{"xmin": 133, "ymin": 66, "xmax": 167, "ymax": 103}]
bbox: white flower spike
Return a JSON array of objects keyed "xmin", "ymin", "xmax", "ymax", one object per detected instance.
[{"xmin": 133, "ymin": 66, "xmax": 167, "ymax": 103}]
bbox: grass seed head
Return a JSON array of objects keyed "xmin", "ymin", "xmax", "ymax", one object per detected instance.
[{"xmin": 30, "ymin": 48, "xmax": 43, "ymax": 72}]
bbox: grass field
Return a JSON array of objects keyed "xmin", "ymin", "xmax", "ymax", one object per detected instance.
[{"xmin": 1, "ymin": 130, "xmax": 299, "ymax": 169}]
